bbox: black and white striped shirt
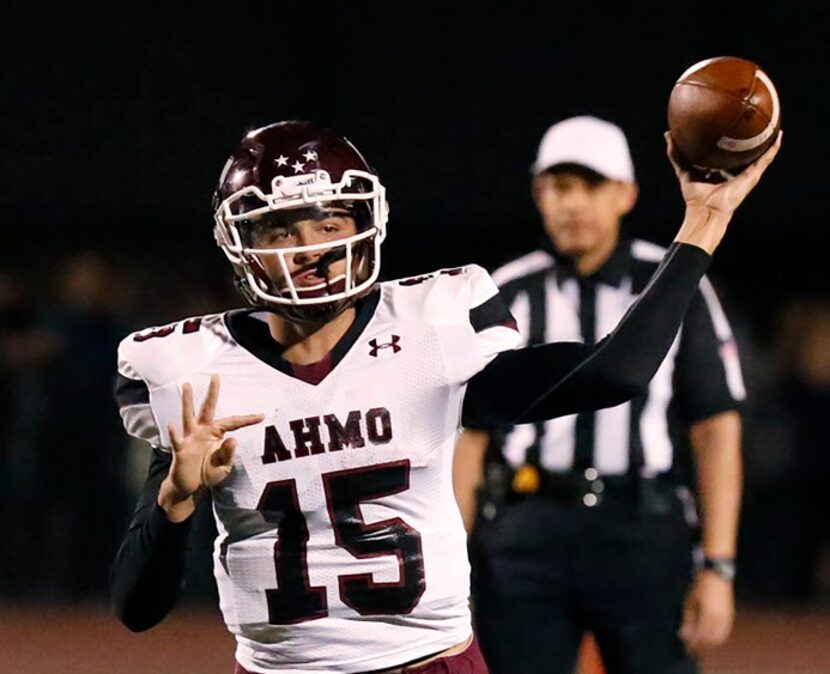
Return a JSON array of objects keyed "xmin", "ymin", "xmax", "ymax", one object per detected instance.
[{"xmin": 490, "ymin": 235, "xmax": 745, "ymax": 477}]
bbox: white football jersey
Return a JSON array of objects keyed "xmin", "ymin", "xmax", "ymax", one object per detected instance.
[{"xmin": 116, "ymin": 265, "xmax": 520, "ymax": 674}]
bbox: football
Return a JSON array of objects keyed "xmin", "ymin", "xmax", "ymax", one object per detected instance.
[{"xmin": 668, "ymin": 56, "xmax": 781, "ymax": 180}]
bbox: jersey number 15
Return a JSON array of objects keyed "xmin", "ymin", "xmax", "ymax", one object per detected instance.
[{"xmin": 256, "ymin": 459, "xmax": 426, "ymax": 624}]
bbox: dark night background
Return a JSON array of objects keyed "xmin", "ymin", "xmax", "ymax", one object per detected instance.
[
  {"xmin": 1, "ymin": 3, "xmax": 829, "ymax": 672},
  {"xmin": 3, "ymin": 2, "xmax": 827, "ymax": 331}
]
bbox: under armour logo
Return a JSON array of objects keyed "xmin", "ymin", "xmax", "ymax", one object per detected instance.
[{"xmin": 369, "ymin": 335, "xmax": 402, "ymax": 357}]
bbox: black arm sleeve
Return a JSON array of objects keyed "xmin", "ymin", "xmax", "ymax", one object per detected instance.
[
  {"xmin": 109, "ymin": 446, "xmax": 193, "ymax": 632},
  {"xmin": 462, "ymin": 242, "xmax": 712, "ymax": 428}
]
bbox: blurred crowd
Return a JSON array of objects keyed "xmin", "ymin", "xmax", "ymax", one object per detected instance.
[
  {"xmin": 0, "ymin": 250, "xmax": 828, "ymax": 607},
  {"xmin": 0, "ymin": 251, "xmax": 229, "ymax": 603}
]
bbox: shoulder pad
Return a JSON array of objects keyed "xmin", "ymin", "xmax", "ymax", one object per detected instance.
[
  {"xmin": 117, "ymin": 313, "xmax": 231, "ymax": 389},
  {"xmin": 384, "ymin": 264, "xmax": 499, "ymax": 323}
]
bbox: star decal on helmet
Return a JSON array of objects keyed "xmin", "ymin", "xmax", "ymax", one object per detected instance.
[
  {"xmin": 292, "ymin": 160, "xmax": 306, "ymax": 173},
  {"xmin": 275, "ymin": 155, "xmax": 289, "ymax": 166},
  {"xmin": 303, "ymin": 150, "xmax": 319, "ymax": 161}
]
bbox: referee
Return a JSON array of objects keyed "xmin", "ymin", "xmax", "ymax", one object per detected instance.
[{"xmin": 456, "ymin": 116, "xmax": 745, "ymax": 674}]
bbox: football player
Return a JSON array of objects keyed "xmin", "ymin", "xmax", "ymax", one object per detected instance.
[{"xmin": 110, "ymin": 121, "xmax": 780, "ymax": 674}]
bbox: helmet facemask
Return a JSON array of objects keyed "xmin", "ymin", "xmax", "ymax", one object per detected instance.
[{"xmin": 214, "ymin": 169, "xmax": 387, "ymax": 321}]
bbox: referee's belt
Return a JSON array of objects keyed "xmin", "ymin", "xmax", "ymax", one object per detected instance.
[{"xmin": 496, "ymin": 464, "xmax": 678, "ymax": 509}]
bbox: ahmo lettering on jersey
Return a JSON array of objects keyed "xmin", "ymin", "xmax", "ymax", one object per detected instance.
[{"xmin": 261, "ymin": 407, "xmax": 393, "ymax": 464}]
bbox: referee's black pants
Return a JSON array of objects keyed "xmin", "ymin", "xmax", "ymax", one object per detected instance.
[{"xmin": 470, "ymin": 489, "xmax": 697, "ymax": 674}]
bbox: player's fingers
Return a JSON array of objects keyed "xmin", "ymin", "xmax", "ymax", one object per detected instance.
[
  {"xmin": 664, "ymin": 132, "xmax": 678, "ymax": 165},
  {"xmin": 168, "ymin": 422, "xmax": 183, "ymax": 450},
  {"xmin": 736, "ymin": 130, "xmax": 782, "ymax": 188},
  {"xmin": 664, "ymin": 132, "xmax": 687, "ymax": 181},
  {"xmin": 182, "ymin": 382, "xmax": 195, "ymax": 434},
  {"xmin": 199, "ymin": 374, "xmax": 220, "ymax": 424},
  {"xmin": 753, "ymin": 130, "xmax": 783, "ymax": 173},
  {"xmin": 732, "ymin": 160, "xmax": 769, "ymax": 197},
  {"xmin": 665, "ymin": 130, "xmax": 676, "ymax": 154},
  {"xmin": 213, "ymin": 436, "xmax": 237, "ymax": 468},
  {"xmin": 203, "ymin": 437, "xmax": 237, "ymax": 488},
  {"xmin": 215, "ymin": 413, "xmax": 266, "ymax": 433}
]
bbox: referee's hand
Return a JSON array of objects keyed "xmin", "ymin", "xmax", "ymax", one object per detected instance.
[{"xmin": 679, "ymin": 570, "xmax": 735, "ymax": 653}]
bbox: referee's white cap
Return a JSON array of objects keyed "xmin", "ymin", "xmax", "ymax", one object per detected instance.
[{"xmin": 532, "ymin": 115, "xmax": 635, "ymax": 183}]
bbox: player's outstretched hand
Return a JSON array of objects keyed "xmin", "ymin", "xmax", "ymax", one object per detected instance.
[
  {"xmin": 159, "ymin": 375, "xmax": 264, "ymax": 521},
  {"xmin": 666, "ymin": 130, "xmax": 781, "ymax": 217},
  {"xmin": 668, "ymin": 131, "xmax": 781, "ymax": 254}
]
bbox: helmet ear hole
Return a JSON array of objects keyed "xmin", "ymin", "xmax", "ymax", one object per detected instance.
[{"xmin": 350, "ymin": 239, "xmax": 374, "ymax": 284}]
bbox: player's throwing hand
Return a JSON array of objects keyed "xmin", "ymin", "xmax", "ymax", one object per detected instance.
[
  {"xmin": 669, "ymin": 130, "xmax": 781, "ymax": 255},
  {"xmin": 159, "ymin": 375, "xmax": 264, "ymax": 521},
  {"xmin": 666, "ymin": 130, "xmax": 782, "ymax": 215}
]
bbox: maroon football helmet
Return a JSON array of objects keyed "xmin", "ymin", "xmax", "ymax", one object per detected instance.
[{"xmin": 213, "ymin": 121, "xmax": 388, "ymax": 317}]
